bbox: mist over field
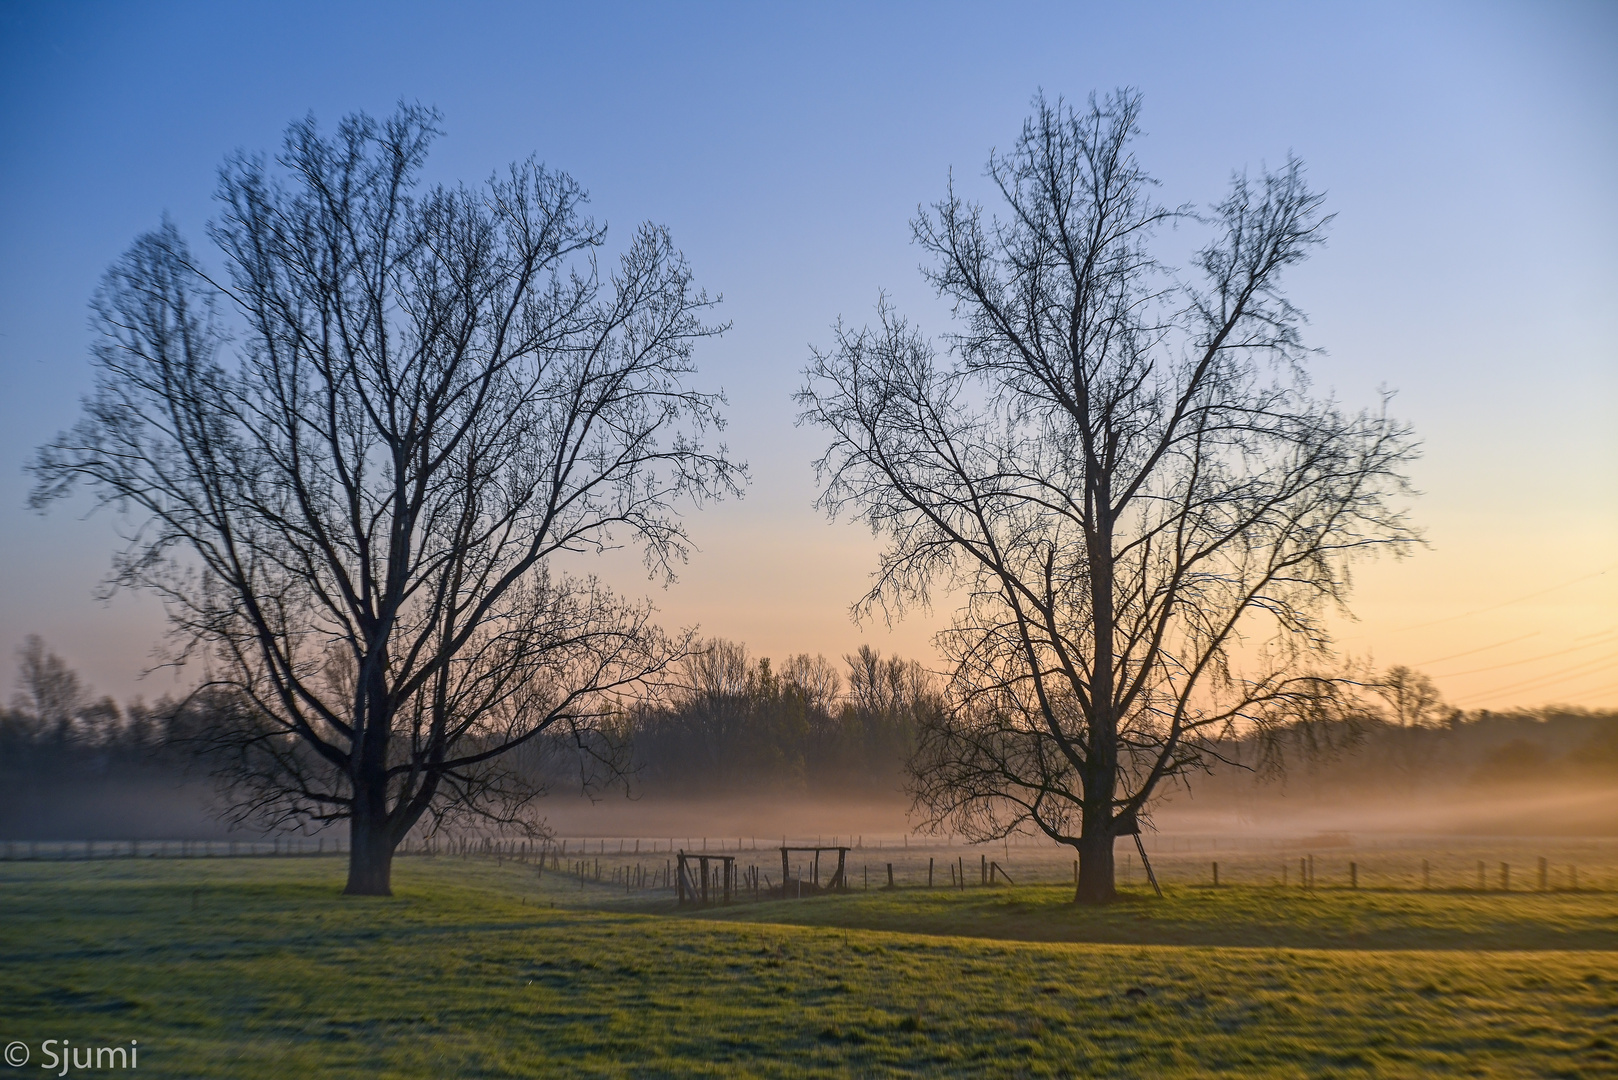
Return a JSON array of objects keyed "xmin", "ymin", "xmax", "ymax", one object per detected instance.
[{"xmin": 6, "ymin": 630, "xmax": 1613, "ymax": 845}]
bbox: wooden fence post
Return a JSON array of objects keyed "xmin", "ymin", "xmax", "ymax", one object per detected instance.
[
  {"xmin": 1538, "ymin": 857, "xmax": 1548, "ymax": 891},
  {"xmin": 1349, "ymin": 862, "xmax": 1357, "ymax": 889},
  {"xmin": 929, "ymin": 857, "xmax": 934, "ymax": 888},
  {"xmin": 1212, "ymin": 861, "xmax": 1219, "ymax": 887},
  {"xmin": 887, "ymin": 863, "xmax": 894, "ymax": 888}
]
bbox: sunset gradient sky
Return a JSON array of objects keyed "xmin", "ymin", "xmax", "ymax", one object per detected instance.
[{"xmin": 1, "ymin": 1, "xmax": 1613, "ymax": 711}]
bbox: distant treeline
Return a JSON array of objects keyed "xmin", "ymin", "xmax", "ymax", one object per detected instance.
[
  {"xmin": 0, "ymin": 636, "xmax": 941, "ymax": 836},
  {"xmin": 0, "ymin": 637, "xmax": 209, "ymax": 838},
  {"xmin": 4, "ymin": 633, "xmax": 1616, "ymax": 836},
  {"xmin": 1201, "ymin": 704, "xmax": 1618, "ymax": 792},
  {"xmin": 615, "ymin": 639, "xmax": 940, "ymax": 794},
  {"xmin": 1182, "ymin": 703, "xmax": 1618, "ymax": 835},
  {"xmin": 0, "ymin": 636, "xmax": 193, "ymax": 772}
]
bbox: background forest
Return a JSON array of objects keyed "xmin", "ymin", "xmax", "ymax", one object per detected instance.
[{"xmin": 3, "ymin": 635, "xmax": 1614, "ymax": 840}]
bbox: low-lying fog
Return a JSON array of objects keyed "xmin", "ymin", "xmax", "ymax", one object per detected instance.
[{"xmin": 9, "ymin": 776, "xmax": 1611, "ymax": 848}]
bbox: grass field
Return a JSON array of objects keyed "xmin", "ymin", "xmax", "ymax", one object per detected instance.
[
  {"xmin": 3, "ymin": 855, "xmax": 1616, "ymax": 1078},
  {"xmin": 690, "ymin": 879, "xmax": 1618, "ymax": 951}
]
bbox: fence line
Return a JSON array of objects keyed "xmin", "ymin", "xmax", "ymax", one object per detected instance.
[{"xmin": 4, "ymin": 834, "xmax": 1611, "ymax": 894}]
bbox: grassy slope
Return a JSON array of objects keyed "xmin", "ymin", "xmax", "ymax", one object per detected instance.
[
  {"xmin": 2, "ymin": 857, "xmax": 1615, "ymax": 1078},
  {"xmin": 691, "ymin": 881, "xmax": 1618, "ymax": 951}
]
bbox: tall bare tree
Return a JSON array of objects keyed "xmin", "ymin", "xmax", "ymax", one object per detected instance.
[
  {"xmin": 1371, "ymin": 664, "xmax": 1452, "ymax": 792},
  {"xmin": 31, "ymin": 106, "xmax": 741, "ymax": 894},
  {"xmin": 12, "ymin": 636, "xmax": 91, "ymax": 739},
  {"xmin": 1374, "ymin": 665, "xmax": 1448, "ymax": 730},
  {"xmin": 799, "ymin": 91, "xmax": 1418, "ymax": 903}
]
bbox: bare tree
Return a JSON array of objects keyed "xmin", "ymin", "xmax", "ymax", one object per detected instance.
[
  {"xmin": 30, "ymin": 106, "xmax": 742, "ymax": 894},
  {"xmin": 12, "ymin": 636, "xmax": 90, "ymax": 739},
  {"xmin": 844, "ymin": 644, "xmax": 931, "ymax": 718},
  {"xmin": 781, "ymin": 652, "xmax": 843, "ymax": 715},
  {"xmin": 1374, "ymin": 665, "xmax": 1448, "ymax": 729},
  {"xmin": 1371, "ymin": 664, "xmax": 1452, "ymax": 792},
  {"xmin": 8, "ymin": 635, "xmax": 124, "ymax": 754},
  {"xmin": 798, "ymin": 91, "xmax": 1418, "ymax": 903}
]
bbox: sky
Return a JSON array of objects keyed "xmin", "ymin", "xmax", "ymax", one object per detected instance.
[{"xmin": 0, "ymin": 0, "xmax": 1614, "ymax": 712}]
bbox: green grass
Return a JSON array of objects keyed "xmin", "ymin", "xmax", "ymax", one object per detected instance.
[
  {"xmin": 2, "ymin": 856, "xmax": 1616, "ymax": 1078},
  {"xmin": 692, "ymin": 880, "xmax": 1618, "ymax": 951}
]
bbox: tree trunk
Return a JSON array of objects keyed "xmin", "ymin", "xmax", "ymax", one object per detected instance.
[
  {"xmin": 1074, "ymin": 832, "xmax": 1116, "ymax": 905},
  {"xmin": 344, "ymin": 814, "xmax": 395, "ymax": 895},
  {"xmin": 1078, "ymin": 504, "xmax": 1119, "ymax": 908},
  {"xmin": 344, "ymin": 668, "xmax": 397, "ymax": 895},
  {"xmin": 344, "ymin": 762, "xmax": 395, "ymax": 895}
]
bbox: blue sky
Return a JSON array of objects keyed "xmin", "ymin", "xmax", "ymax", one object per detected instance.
[{"xmin": 1, "ymin": 0, "xmax": 1614, "ymax": 708}]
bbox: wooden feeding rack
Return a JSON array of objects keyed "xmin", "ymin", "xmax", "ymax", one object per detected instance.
[
  {"xmin": 675, "ymin": 851, "xmax": 738, "ymax": 907},
  {"xmin": 780, "ymin": 845, "xmax": 850, "ymax": 894}
]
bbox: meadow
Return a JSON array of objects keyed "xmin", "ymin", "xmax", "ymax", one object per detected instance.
[{"xmin": 2, "ymin": 852, "xmax": 1616, "ymax": 1078}]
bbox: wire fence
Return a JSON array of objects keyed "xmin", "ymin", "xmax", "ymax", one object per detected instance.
[{"xmin": 5, "ymin": 832, "xmax": 1614, "ymax": 894}]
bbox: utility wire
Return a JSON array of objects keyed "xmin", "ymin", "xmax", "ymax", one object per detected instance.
[
  {"xmin": 1378, "ymin": 563, "xmax": 1616, "ymax": 635},
  {"xmin": 1569, "ymin": 678, "xmax": 1618, "ymax": 700},
  {"xmin": 1453, "ymin": 656, "xmax": 1618, "ymax": 705},
  {"xmin": 1465, "ymin": 655, "xmax": 1618, "ymax": 698},
  {"xmin": 1428, "ymin": 633, "xmax": 1618, "ymax": 679},
  {"xmin": 1412, "ymin": 632, "xmax": 1539, "ymax": 668}
]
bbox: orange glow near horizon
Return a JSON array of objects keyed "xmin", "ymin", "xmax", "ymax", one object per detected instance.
[
  {"xmin": 9, "ymin": 495, "xmax": 1612, "ymax": 716},
  {"xmin": 603, "ymin": 502, "xmax": 1618, "ymax": 715}
]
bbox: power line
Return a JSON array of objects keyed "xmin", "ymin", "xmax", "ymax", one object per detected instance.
[
  {"xmin": 1570, "ymin": 678, "xmax": 1618, "ymax": 700},
  {"xmin": 1412, "ymin": 632, "xmax": 1539, "ymax": 668},
  {"xmin": 1453, "ymin": 656, "xmax": 1618, "ymax": 705},
  {"xmin": 1428, "ymin": 633, "xmax": 1618, "ymax": 678},
  {"xmin": 1451, "ymin": 657, "xmax": 1614, "ymax": 703},
  {"xmin": 1469, "ymin": 655, "xmax": 1618, "ymax": 698},
  {"xmin": 1379, "ymin": 563, "xmax": 1616, "ymax": 635},
  {"xmin": 1567, "ymin": 680, "xmax": 1618, "ymax": 702}
]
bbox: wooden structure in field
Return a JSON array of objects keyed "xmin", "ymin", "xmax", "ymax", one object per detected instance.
[
  {"xmin": 1113, "ymin": 807, "xmax": 1163, "ymax": 898},
  {"xmin": 780, "ymin": 845, "xmax": 850, "ymax": 894},
  {"xmin": 675, "ymin": 850, "xmax": 738, "ymax": 907},
  {"xmin": 674, "ymin": 842, "xmax": 855, "ymax": 906}
]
